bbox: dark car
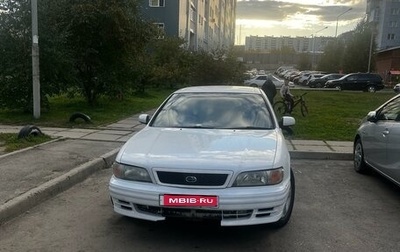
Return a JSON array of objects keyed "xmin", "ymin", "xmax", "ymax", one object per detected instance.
[
  {"xmin": 308, "ymin": 73, "xmax": 344, "ymax": 88},
  {"xmin": 324, "ymin": 73, "xmax": 384, "ymax": 92}
]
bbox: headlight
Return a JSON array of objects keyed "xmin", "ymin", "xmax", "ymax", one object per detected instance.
[
  {"xmin": 233, "ymin": 168, "xmax": 284, "ymax": 186},
  {"xmin": 112, "ymin": 162, "xmax": 152, "ymax": 182}
]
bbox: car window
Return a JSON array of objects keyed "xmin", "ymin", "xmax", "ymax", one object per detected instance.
[
  {"xmin": 257, "ymin": 76, "xmax": 267, "ymax": 80},
  {"xmin": 347, "ymin": 75, "xmax": 358, "ymax": 81},
  {"xmin": 377, "ymin": 97, "xmax": 400, "ymax": 121},
  {"xmin": 152, "ymin": 93, "xmax": 274, "ymax": 129}
]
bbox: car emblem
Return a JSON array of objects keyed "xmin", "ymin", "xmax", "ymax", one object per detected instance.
[{"xmin": 185, "ymin": 176, "xmax": 197, "ymax": 183}]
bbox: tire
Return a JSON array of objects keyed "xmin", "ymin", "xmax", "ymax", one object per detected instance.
[
  {"xmin": 17, "ymin": 125, "xmax": 43, "ymax": 139},
  {"xmin": 69, "ymin": 112, "xmax": 92, "ymax": 123},
  {"xmin": 273, "ymin": 101, "xmax": 288, "ymax": 117},
  {"xmin": 367, "ymin": 86, "xmax": 376, "ymax": 93},
  {"xmin": 335, "ymin": 85, "xmax": 342, "ymax": 91},
  {"xmin": 270, "ymin": 169, "xmax": 295, "ymax": 228},
  {"xmin": 316, "ymin": 83, "xmax": 322, "ymax": 88},
  {"xmin": 250, "ymin": 83, "xmax": 258, "ymax": 88},
  {"xmin": 354, "ymin": 138, "xmax": 368, "ymax": 173},
  {"xmin": 300, "ymin": 103, "xmax": 308, "ymax": 117}
]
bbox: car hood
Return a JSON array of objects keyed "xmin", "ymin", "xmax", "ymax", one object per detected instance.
[{"xmin": 117, "ymin": 127, "xmax": 281, "ymax": 170}]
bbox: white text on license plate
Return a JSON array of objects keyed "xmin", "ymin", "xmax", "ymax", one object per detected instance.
[{"xmin": 160, "ymin": 194, "xmax": 218, "ymax": 207}]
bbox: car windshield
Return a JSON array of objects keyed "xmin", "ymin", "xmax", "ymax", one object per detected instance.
[{"xmin": 151, "ymin": 93, "xmax": 274, "ymax": 129}]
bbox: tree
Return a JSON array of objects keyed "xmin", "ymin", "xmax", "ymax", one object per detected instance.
[
  {"xmin": 53, "ymin": 0, "xmax": 157, "ymax": 105},
  {"xmin": 297, "ymin": 53, "xmax": 312, "ymax": 71},
  {"xmin": 189, "ymin": 48, "xmax": 246, "ymax": 85},
  {"xmin": 0, "ymin": 0, "xmax": 158, "ymax": 110},
  {"xmin": 342, "ymin": 19, "xmax": 376, "ymax": 73},
  {"xmin": 318, "ymin": 40, "xmax": 346, "ymax": 73},
  {"xmin": 0, "ymin": 0, "xmax": 43, "ymax": 111},
  {"xmin": 148, "ymin": 37, "xmax": 193, "ymax": 89}
]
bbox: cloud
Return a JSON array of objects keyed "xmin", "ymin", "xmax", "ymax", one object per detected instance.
[
  {"xmin": 236, "ymin": 0, "xmax": 365, "ymax": 24},
  {"xmin": 235, "ymin": 0, "xmax": 366, "ymax": 42}
]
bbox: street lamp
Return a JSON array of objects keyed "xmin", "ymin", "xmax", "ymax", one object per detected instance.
[
  {"xmin": 312, "ymin": 26, "xmax": 328, "ymax": 69},
  {"xmin": 335, "ymin": 7, "xmax": 352, "ymax": 38}
]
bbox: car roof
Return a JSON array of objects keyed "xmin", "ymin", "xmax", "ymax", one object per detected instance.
[{"xmin": 175, "ymin": 85, "xmax": 262, "ymax": 94}]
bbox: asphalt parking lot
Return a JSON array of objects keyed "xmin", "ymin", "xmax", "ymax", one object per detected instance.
[{"xmin": 0, "ymin": 159, "xmax": 399, "ymax": 252}]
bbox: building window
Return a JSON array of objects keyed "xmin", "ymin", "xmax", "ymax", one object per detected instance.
[
  {"xmin": 391, "ymin": 8, "xmax": 400, "ymax": 15},
  {"xmin": 387, "ymin": 33, "xmax": 395, "ymax": 40},
  {"xmin": 154, "ymin": 23, "xmax": 165, "ymax": 39},
  {"xmin": 149, "ymin": 0, "xmax": 165, "ymax": 7},
  {"xmin": 390, "ymin": 21, "xmax": 398, "ymax": 27}
]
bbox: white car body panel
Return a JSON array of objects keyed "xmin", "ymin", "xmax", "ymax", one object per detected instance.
[{"xmin": 109, "ymin": 86, "xmax": 294, "ymax": 226}]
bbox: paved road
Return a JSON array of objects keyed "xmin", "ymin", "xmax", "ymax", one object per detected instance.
[{"xmin": 1, "ymin": 159, "xmax": 399, "ymax": 252}]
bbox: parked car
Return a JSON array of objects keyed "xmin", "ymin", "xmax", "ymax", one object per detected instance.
[
  {"xmin": 394, "ymin": 83, "xmax": 400, "ymax": 93},
  {"xmin": 325, "ymin": 73, "xmax": 384, "ymax": 92},
  {"xmin": 305, "ymin": 74, "xmax": 325, "ymax": 87},
  {"xmin": 297, "ymin": 72, "xmax": 312, "ymax": 86},
  {"xmin": 308, "ymin": 73, "xmax": 344, "ymax": 88},
  {"xmin": 109, "ymin": 86, "xmax": 296, "ymax": 227},
  {"xmin": 243, "ymin": 74, "xmax": 269, "ymax": 87},
  {"xmin": 353, "ymin": 94, "xmax": 400, "ymax": 186},
  {"xmin": 244, "ymin": 74, "xmax": 293, "ymax": 88}
]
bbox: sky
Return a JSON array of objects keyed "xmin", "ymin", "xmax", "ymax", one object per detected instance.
[{"xmin": 235, "ymin": 0, "xmax": 367, "ymax": 45}]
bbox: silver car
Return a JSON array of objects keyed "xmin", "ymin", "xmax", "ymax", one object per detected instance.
[
  {"xmin": 354, "ymin": 94, "xmax": 400, "ymax": 186},
  {"xmin": 109, "ymin": 86, "xmax": 296, "ymax": 227}
]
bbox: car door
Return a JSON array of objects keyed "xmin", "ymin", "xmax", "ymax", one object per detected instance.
[
  {"xmin": 343, "ymin": 74, "xmax": 358, "ymax": 90},
  {"xmin": 370, "ymin": 96, "xmax": 400, "ymax": 179},
  {"xmin": 382, "ymin": 97, "xmax": 400, "ymax": 182}
]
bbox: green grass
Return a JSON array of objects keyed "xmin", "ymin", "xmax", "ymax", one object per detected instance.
[
  {"xmin": 0, "ymin": 88, "xmax": 396, "ymax": 142},
  {"xmin": 286, "ymin": 90, "xmax": 395, "ymax": 141},
  {"xmin": 0, "ymin": 133, "xmax": 53, "ymax": 153},
  {"xmin": 0, "ymin": 89, "xmax": 173, "ymax": 128}
]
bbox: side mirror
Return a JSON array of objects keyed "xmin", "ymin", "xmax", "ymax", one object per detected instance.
[
  {"xmin": 281, "ymin": 116, "xmax": 296, "ymax": 127},
  {"xmin": 279, "ymin": 116, "xmax": 296, "ymax": 135},
  {"xmin": 138, "ymin": 114, "xmax": 150, "ymax": 124},
  {"xmin": 366, "ymin": 111, "xmax": 377, "ymax": 122}
]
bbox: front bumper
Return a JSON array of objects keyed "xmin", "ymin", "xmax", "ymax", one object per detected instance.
[{"xmin": 109, "ymin": 176, "xmax": 292, "ymax": 226}]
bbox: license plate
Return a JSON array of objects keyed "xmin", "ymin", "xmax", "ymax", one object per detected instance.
[{"xmin": 160, "ymin": 194, "xmax": 218, "ymax": 207}]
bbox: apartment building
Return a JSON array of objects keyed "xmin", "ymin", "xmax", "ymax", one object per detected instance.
[
  {"xmin": 367, "ymin": 0, "xmax": 400, "ymax": 51},
  {"xmin": 140, "ymin": 0, "xmax": 237, "ymax": 51},
  {"xmin": 244, "ymin": 35, "xmax": 334, "ymax": 53}
]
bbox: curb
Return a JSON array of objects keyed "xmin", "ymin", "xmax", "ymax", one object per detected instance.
[
  {"xmin": 290, "ymin": 151, "xmax": 353, "ymax": 160},
  {"xmin": 0, "ymin": 147, "xmax": 120, "ymax": 225}
]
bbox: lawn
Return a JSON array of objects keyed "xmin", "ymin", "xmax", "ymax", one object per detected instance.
[
  {"xmin": 286, "ymin": 89, "xmax": 395, "ymax": 141},
  {"xmin": 0, "ymin": 133, "xmax": 53, "ymax": 153},
  {"xmin": 0, "ymin": 88, "xmax": 396, "ymax": 142},
  {"xmin": 0, "ymin": 88, "xmax": 173, "ymax": 128}
]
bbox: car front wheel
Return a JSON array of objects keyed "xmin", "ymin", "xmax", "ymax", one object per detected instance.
[
  {"xmin": 335, "ymin": 85, "xmax": 342, "ymax": 91},
  {"xmin": 367, "ymin": 86, "xmax": 376, "ymax": 92},
  {"xmin": 270, "ymin": 169, "xmax": 295, "ymax": 228},
  {"xmin": 354, "ymin": 138, "xmax": 368, "ymax": 173}
]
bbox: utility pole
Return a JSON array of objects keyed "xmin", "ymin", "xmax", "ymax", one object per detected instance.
[
  {"xmin": 32, "ymin": 0, "xmax": 40, "ymax": 118},
  {"xmin": 335, "ymin": 8, "xmax": 352, "ymax": 38},
  {"xmin": 312, "ymin": 26, "xmax": 328, "ymax": 70}
]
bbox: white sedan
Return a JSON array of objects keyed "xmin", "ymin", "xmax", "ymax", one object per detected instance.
[
  {"xmin": 244, "ymin": 74, "xmax": 294, "ymax": 88},
  {"xmin": 109, "ymin": 86, "xmax": 296, "ymax": 227}
]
